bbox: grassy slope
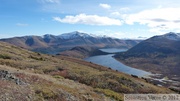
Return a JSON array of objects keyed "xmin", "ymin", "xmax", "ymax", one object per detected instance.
[
  {"xmin": 0, "ymin": 42, "xmax": 175, "ymax": 101},
  {"xmin": 0, "ymin": 65, "xmax": 112, "ymax": 101}
]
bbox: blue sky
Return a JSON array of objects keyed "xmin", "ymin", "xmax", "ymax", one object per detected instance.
[{"xmin": 1, "ymin": 0, "xmax": 180, "ymax": 39}]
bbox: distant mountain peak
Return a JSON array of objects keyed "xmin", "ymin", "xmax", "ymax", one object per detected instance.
[
  {"xmin": 58, "ymin": 31, "xmax": 94, "ymax": 39},
  {"xmin": 42, "ymin": 31, "xmax": 117, "ymax": 40},
  {"xmin": 161, "ymin": 32, "xmax": 180, "ymax": 41},
  {"xmin": 43, "ymin": 34, "xmax": 57, "ymax": 39},
  {"xmin": 44, "ymin": 34, "xmax": 52, "ymax": 37},
  {"xmin": 43, "ymin": 34, "xmax": 54, "ymax": 38}
]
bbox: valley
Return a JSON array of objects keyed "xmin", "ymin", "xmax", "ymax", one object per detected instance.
[
  {"xmin": 84, "ymin": 49, "xmax": 151, "ymax": 77},
  {"xmin": 55, "ymin": 32, "xmax": 180, "ymax": 93},
  {"xmin": 114, "ymin": 32, "xmax": 180, "ymax": 93},
  {"xmin": 2, "ymin": 0, "xmax": 180, "ymax": 100},
  {"xmin": 84, "ymin": 47, "xmax": 179, "ymax": 93},
  {"xmin": 0, "ymin": 32, "xmax": 177, "ymax": 100}
]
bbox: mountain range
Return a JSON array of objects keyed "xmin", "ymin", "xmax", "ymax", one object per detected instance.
[
  {"xmin": 0, "ymin": 31, "xmax": 179, "ymax": 96},
  {"xmin": 0, "ymin": 31, "xmax": 141, "ymax": 54}
]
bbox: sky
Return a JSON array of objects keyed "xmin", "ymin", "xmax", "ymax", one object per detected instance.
[{"xmin": 1, "ymin": 0, "xmax": 180, "ymax": 39}]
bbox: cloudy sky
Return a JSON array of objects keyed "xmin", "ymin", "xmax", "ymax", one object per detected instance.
[{"xmin": 1, "ymin": 0, "xmax": 180, "ymax": 38}]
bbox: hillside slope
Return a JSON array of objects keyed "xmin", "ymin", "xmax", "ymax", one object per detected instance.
[
  {"xmin": 59, "ymin": 46, "xmax": 109, "ymax": 59},
  {"xmin": 115, "ymin": 32, "xmax": 180, "ymax": 75},
  {"xmin": 0, "ymin": 42, "xmax": 175, "ymax": 100},
  {"xmin": 114, "ymin": 32, "xmax": 180, "ymax": 91}
]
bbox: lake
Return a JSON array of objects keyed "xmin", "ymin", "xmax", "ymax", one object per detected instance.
[
  {"xmin": 84, "ymin": 48, "xmax": 151, "ymax": 77},
  {"xmin": 99, "ymin": 48, "xmax": 128, "ymax": 53}
]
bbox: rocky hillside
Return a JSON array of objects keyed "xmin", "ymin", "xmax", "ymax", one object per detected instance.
[
  {"xmin": 0, "ymin": 42, "xmax": 174, "ymax": 100},
  {"xmin": 0, "ymin": 31, "xmax": 141, "ymax": 54}
]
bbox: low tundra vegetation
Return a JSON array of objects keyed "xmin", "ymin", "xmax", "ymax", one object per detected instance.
[{"xmin": 0, "ymin": 42, "xmax": 175, "ymax": 100}]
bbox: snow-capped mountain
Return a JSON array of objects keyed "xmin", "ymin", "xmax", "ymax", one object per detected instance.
[
  {"xmin": 43, "ymin": 31, "xmax": 115, "ymax": 40},
  {"xmin": 0, "ymin": 31, "xmax": 141, "ymax": 54},
  {"xmin": 161, "ymin": 32, "xmax": 180, "ymax": 41},
  {"xmin": 58, "ymin": 31, "xmax": 94, "ymax": 39}
]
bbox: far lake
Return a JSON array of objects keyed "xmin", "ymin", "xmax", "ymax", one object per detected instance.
[
  {"xmin": 84, "ymin": 48, "xmax": 151, "ymax": 77},
  {"xmin": 99, "ymin": 48, "xmax": 128, "ymax": 53}
]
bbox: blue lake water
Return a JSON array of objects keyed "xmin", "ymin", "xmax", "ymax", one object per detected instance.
[
  {"xmin": 84, "ymin": 48, "xmax": 151, "ymax": 77},
  {"xmin": 99, "ymin": 48, "xmax": 128, "ymax": 53}
]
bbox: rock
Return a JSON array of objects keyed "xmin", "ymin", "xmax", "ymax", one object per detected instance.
[{"xmin": 0, "ymin": 70, "xmax": 26, "ymax": 85}]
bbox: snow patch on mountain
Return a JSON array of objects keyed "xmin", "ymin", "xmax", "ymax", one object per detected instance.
[
  {"xmin": 42, "ymin": 31, "xmax": 118, "ymax": 40},
  {"xmin": 58, "ymin": 31, "xmax": 94, "ymax": 39},
  {"xmin": 162, "ymin": 32, "xmax": 180, "ymax": 41}
]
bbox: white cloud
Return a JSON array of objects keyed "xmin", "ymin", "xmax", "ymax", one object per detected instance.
[
  {"xmin": 111, "ymin": 12, "xmax": 121, "ymax": 16},
  {"xmin": 16, "ymin": 23, "xmax": 29, "ymax": 27},
  {"xmin": 53, "ymin": 14, "xmax": 122, "ymax": 26},
  {"xmin": 125, "ymin": 8, "xmax": 180, "ymax": 32},
  {"xmin": 99, "ymin": 3, "xmax": 111, "ymax": 9}
]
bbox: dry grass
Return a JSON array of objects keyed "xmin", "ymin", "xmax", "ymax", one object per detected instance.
[{"xmin": 0, "ymin": 42, "xmax": 175, "ymax": 100}]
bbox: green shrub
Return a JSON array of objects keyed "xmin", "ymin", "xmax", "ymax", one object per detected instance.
[
  {"xmin": 0, "ymin": 54, "xmax": 11, "ymax": 59},
  {"xmin": 29, "ymin": 55, "xmax": 44, "ymax": 61},
  {"xmin": 35, "ymin": 86, "xmax": 58, "ymax": 100},
  {"xmin": 95, "ymin": 88, "xmax": 123, "ymax": 101}
]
